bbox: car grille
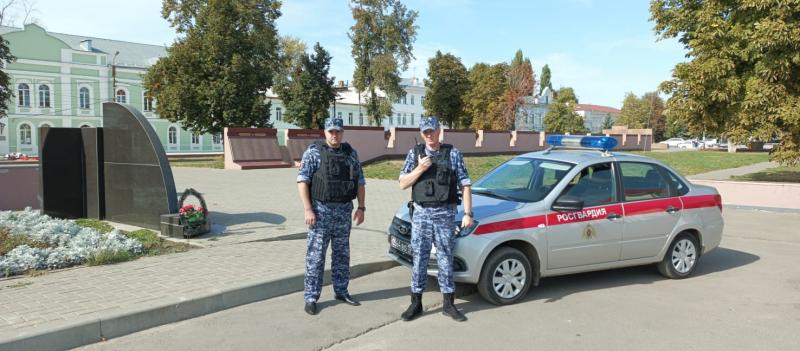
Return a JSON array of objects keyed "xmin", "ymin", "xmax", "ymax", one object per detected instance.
[
  {"xmin": 389, "ymin": 217, "xmax": 412, "ymax": 239},
  {"xmin": 387, "ymin": 233, "xmax": 467, "ymax": 272}
]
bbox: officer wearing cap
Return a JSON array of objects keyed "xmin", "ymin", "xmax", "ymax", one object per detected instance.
[
  {"xmin": 297, "ymin": 117, "xmax": 366, "ymax": 315},
  {"xmin": 398, "ymin": 116, "xmax": 473, "ymax": 322}
]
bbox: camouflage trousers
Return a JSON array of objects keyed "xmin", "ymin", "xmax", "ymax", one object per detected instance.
[
  {"xmin": 410, "ymin": 204, "xmax": 457, "ymax": 294},
  {"xmin": 304, "ymin": 200, "xmax": 353, "ymax": 303}
]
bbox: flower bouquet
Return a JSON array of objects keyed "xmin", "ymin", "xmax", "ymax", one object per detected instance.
[{"xmin": 177, "ymin": 188, "xmax": 210, "ymax": 237}]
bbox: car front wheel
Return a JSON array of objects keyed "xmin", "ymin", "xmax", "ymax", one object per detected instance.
[
  {"xmin": 658, "ymin": 233, "xmax": 700, "ymax": 279},
  {"xmin": 477, "ymin": 247, "xmax": 533, "ymax": 305}
]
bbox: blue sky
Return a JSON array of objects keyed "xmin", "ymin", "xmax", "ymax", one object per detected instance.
[{"xmin": 25, "ymin": 0, "xmax": 687, "ymax": 108}]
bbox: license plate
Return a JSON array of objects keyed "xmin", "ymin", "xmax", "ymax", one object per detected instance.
[{"xmin": 390, "ymin": 236, "xmax": 413, "ymax": 257}]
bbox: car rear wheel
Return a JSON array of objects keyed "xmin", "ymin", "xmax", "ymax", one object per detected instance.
[
  {"xmin": 657, "ymin": 233, "xmax": 700, "ymax": 279},
  {"xmin": 477, "ymin": 247, "xmax": 532, "ymax": 305}
]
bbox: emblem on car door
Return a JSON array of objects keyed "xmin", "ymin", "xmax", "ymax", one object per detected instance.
[{"xmin": 583, "ymin": 223, "xmax": 596, "ymax": 239}]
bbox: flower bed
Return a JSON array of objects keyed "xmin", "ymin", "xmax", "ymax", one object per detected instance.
[{"xmin": 0, "ymin": 209, "xmax": 144, "ymax": 277}]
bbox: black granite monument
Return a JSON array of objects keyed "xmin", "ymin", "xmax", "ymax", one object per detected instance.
[
  {"xmin": 39, "ymin": 127, "xmax": 87, "ymax": 219},
  {"xmin": 102, "ymin": 102, "xmax": 177, "ymax": 230}
]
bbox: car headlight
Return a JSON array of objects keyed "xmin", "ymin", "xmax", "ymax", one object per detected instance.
[{"xmin": 455, "ymin": 220, "xmax": 479, "ymax": 238}]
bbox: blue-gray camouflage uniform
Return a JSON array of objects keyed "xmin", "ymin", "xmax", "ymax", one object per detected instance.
[
  {"xmin": 399, "ymin": 146, "xmax": 471, "ymax": 294},
  {"xmin": 298, "ymin": 143, "xmax": 366, "ymax": 303}
]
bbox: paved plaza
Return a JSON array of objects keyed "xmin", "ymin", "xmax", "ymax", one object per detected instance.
[{"xmin": 1, "ymin": 165, "xmax": 798, "ymax": 350}]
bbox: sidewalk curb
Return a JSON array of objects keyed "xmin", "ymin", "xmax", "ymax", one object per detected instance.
[{"xmin": 0, "ymin": 260, "xmax": 398, "ymax": 351}]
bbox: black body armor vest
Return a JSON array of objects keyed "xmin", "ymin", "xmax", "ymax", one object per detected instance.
[
  {"xmin": 310, "ymin": 141, "xmax": 358, "ymax": 203},
  {"xmin": 411, "ymin": 144, "xmax": 458, "ymax": 206}
]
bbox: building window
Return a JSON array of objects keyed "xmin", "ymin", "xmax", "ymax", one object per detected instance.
[
  {"xmin": 79, "ymin": 87, "xmax": 91, "ymax": 109},
  {"xmin": 348, "ymin": 112, "xmax": 353, "ymax": 125},
  {"xmin": 402, "ymin": 96, "xmax": 407, "ymax": 104},
  {"xmin": 17, "ymin": 83, "xmax": 30, "ymax": 107},
  {"xmin": 38, "ymin": 85, "xmax": 51, "ymax": 108},
  {"xmin": 410, "ymin": 113, "xmax": 415, "ymax": 126},
  {"xmin": 212, "ymin": 133, "xmax": 221, "ymax": 144},
  {"xmin": 402, "ymin": 113, "xmax": 407, "ymax": 125},
  {"xmin": 19, "ymin": 123, "xmax": 32, "ymax": 145},
  {"xmin": 168, "ymin": 126, "xmax": 177, "ymax": 145},
  {"xmin": 410, "ymin": 95, "xmax": 414, "ymax": 105},
  {"xmin": 337, "ymin": 111, "xmax": 342, "ymax": 120},
  {"xmin": 276, "ymin": 107, "xmax": 282, "ymax": 121},
  {"xmin": 420, "ymin": 96, "xmax": 424, "ymax": 106},
  {"xmin": 143, "ymin": 93, "xmax": 154, "ymax": 111},
  {"xmin": 191, "ymin": 133, "xmax": 200, "ymax": 145},
  {"xmin": 359, "ymin": 113, "xmax": 364, "ymax": 126},
  {"xmin": 115, "ymin": 89, "xmax": 127, "ymax": 103}
]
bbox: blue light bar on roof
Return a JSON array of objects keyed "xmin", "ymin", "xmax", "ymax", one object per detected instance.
[{"xmin": 546, "ymin": 135, "xmax": 618, "ymax": 150}]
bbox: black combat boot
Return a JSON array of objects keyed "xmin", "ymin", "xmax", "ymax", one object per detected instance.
[
  {"xmin": 401, "ymin": 293, "xmax": 423, "ymax": 321},
  {"xmin": 442, "ymin": 293, "xmax": 467, "ymax": 322}
]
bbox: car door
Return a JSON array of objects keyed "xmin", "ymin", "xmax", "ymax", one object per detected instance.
[
  {"xmin": 546, "ymin": 162, "xmax": 623, "ymax": 269},
  {"xmin": 618, "ymin": 162, "xmax": 683, "ymax": 260}
]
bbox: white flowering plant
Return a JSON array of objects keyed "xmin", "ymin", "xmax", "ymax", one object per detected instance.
[{"xmin": 0, "ymin": 209, "xmax": 143, "ymax": 277}]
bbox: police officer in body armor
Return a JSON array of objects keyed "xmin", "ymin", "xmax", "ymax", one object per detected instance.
[
  {"xmin": 297, "ymin": 117, "xmax": 366, "ymax": 315},
  {"xmin": 398, "ymin": 117, "xmax": 473, "ymax": 322}
]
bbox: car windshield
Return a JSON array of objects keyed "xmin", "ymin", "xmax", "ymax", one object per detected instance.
[{"xmin": 472, "ymin": 158, "xmax": 574, "ymax": 203}]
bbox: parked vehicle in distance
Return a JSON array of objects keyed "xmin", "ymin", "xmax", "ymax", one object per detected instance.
[{"xmin": 659, "ymin": 138, "xmax": 687, "ymax": 148}]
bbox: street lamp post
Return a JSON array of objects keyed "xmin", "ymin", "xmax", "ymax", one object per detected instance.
[{"xmin": 111, "ymin": 51, "xmax": 119, "ymax": 101}]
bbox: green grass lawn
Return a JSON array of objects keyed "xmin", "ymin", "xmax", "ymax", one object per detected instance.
[
  {"xmin": 629, "ymin": 151, "xmax": 769, "ymax": 176},
  {"xmin": 730, "ymin": 165, "xmax": 800, "ymax": 183},
  {"xmin": 363, "ymin": 154, "xmax": 517, "ymax": 181},
  {"xmin": 170, "ymin": 156, "xmax": 224, "ymax": 169},
  {"xmin": 362, "ymin": 151, "xmax": 771, "ymax": 180}
]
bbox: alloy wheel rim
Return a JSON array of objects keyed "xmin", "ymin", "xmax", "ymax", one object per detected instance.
[
  {"xmin": 671, "ymin": 239, "xmax": 697, "ymax": 274},
  {"xmin": 492, "ymin": 258, "xmax": 526, "ymax": 299}
]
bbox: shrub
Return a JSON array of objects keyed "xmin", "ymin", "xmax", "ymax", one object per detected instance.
[
  {"xmin": 86, "ymin": 250, "xmax": 136, "ymax": 266},
  {"xmin": 74, "ymin": 219, "xmax": 114, "ymax": 234},
  {"xmin": 0, "ymin": 209, "xmax": 143, "ymax": 276},
  {"xmin": 124, "ymin": 229, "xmax": 161, "ymax": 251},
  {"xmin": 0, "ymin": 229, "xmax": 50, "ymax": 256}
]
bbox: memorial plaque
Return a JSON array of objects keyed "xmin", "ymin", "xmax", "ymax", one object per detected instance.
[{"xmin": 103, "ymin": 103, "xmax": 177, "ymax": 230}]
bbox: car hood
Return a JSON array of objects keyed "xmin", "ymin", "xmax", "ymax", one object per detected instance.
[{"xmin": 393, "ymin": 193, "xmax": 526, "ymax": 222}]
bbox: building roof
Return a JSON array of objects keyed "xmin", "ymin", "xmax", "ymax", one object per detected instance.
[
  {"xmin": 574, "ymin": 104, "xmax": 620, "ymax": 113},
  {"xmin": 0, "ymin": 24, "xmax": 167, "ymax": 68}
]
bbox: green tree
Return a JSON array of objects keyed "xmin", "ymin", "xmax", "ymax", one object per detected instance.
[
  {"xmin": 0, "ymin": 34, "xmax": 16, "ymax": 120},
  {"xmin": 543, "ymin": 87, "xmax": 586, "ymax": 134},
  {"xmin": 642, "ymin": 91, "xmax": 666, "ymax": 141},
  {"xmin": 423, "ymin": 51, "xmax": 469, "ymax": 128},
  {"xmin": 616, "ymin": 92, "xmax": 649, "ymax": 128},
  {"xmin": 276, "ymin": 43, "xmax": 336, "ymax": 129},
  {"xmin": 275, "ymin": 36, "xmax": 307, "ymax": 85},
  {"xmin": 540, "ymin": 64, "xmax": 552, "ymax": 95},
  {"xmin": 463, "ymin": 63, "xmax": 508, "ymax": 130},
  {"xmin": 501, "ymin": 50, "xmax": 535, "ymax": 130},
  {"xmin": 652, "ymin": 1, "xmax": 800, "ymax": 163},
  {"xmin": 601, "ymin": 113, "xmax": 614, "ymax": 131},
  {"xmin": 349, "ymin": 0, "xmax": 418, "ymax": 125},
  {"xmin": 664, "ymin": 113, "xmax": 688, "ymax": 139},
  {"xmin": 144, "ymin": 0, "xmax": 281, "ymax": 134}
]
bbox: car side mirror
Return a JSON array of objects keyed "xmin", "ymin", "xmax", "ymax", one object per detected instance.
[{"xmin": 552, "ymin": 196, "xmax": 584, "ymax": 212}]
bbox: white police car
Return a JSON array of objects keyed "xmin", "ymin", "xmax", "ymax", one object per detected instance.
[{"xmin": 387, "ymin": 135, "xmax": 724, "ymax": 305}]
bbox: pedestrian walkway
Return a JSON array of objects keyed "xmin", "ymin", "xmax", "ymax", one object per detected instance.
[
  {"xmin": 688, "ymin": 161, "xmax": 779, "ymax": 181},
  {"xmin": 0, "ymin": 167, "xmax": 411, "ymax": 351},
  {"xmin": 687, "ymin": 161, "xmax": 800, "ymax": 210}
]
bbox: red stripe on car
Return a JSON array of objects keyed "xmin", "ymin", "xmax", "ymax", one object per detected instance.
[
  {"xmin": 623, "ymin": 198, "xmax": 682, "ymax": 216},
  {"xmin": 681, "ymin": 194, "xmax": 720, "ymax": 210},
  {"xmin": 473, "ymin": 195, "xmax": 720, "ymax": 236},
  {"xmin": 473, "ymin": 214, "xmax": 547, "ymax": 235}
]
